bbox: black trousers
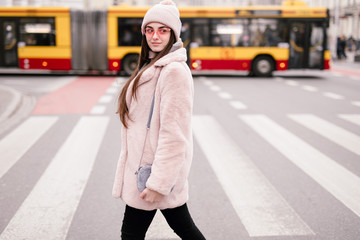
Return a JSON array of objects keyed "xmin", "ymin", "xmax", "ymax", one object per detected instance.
[{"xmin": 121, "ymin": 203, "xmax": 206, "ymax": 240}]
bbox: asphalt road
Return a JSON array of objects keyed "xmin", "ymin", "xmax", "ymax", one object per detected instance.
[{"xmin": 0, "ymin": 70, "xmax": 359, "ymax": 240}]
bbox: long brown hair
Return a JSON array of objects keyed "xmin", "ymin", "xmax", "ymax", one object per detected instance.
[{"xmin": 117, "ymin": 31, "xmax": 176, "ymax": 128}]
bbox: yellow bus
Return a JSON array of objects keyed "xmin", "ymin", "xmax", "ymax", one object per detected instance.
[
  {"xmin": 0, "ymin": 7, "xmax": 107, "ymax": 73},
  {"xmin": 0, "ymin": 1, "xmax": 330, "ymax": 76},
  {"xmin": 0, "ymin": 7, "xmax": 72, "ymax": 70},
  {"xmin": 108, "ymin": 0, "xmax": 330, "ymax": 76}
]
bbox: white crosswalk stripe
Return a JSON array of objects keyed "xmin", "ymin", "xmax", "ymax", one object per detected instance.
[
  {"xmin": 323, "ymin": 92, "xmax": 344, "ymax": 100},
  {"xmin": 229, "ymin": 100, "xmax": 247, "ymax": 110},
  {"xmin": 0, "ymin": 116, "xmax": 109, "ymax": 240},
  {"xmin": 240, "ymin": 114, "xmax": 360, "ymax": 218},
  {"xmin": 193, "ymin": 115, "xmax": 313, "ymax": 237},
  {"xmin": 289, "ymin": 114, "xmax": 360, "ymax": 155},
  {"xmin": 146, "ymin": 211, "xmax": 178, "ymax": 239},
  {"xmin": 0, "ymin": 116, "xmax": 58, "ymax": 179},
  {"xmin": 90, "ymin": 105, "xmax": 106, "ymax": 114},
  {"xmin": 339, "ymin": 114, "xmax": 360, "ymax": 126}
]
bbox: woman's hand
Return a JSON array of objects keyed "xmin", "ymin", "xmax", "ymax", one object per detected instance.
[{"xmin": 140, "ymin": 188, "xmax": 164, "ymax": 203}]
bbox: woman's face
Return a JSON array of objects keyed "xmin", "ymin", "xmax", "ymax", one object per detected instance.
[{"xmin": 145, "ymin": 22, "xmax": 171, "ymax": 53}]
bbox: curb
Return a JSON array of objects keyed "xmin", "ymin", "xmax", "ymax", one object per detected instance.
[
  {"xmin": 0, "ymin": 85, "xmax": 22, "ymax": 123},
  {"xmin": 0, "ymin": 85, "xmax": 37, "ymax": 136}
]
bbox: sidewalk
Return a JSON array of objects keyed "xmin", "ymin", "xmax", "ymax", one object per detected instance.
[
  {"xmin": 331, "ymin": 51, "xmax": 360, "ymax": 76},
  {"xmin": 0, "ymin": 85, "xmax": 22, "ymax": 123},
  {"xmin": 0, "ymin": 85, "xmax": 36, "ymax": 135}
]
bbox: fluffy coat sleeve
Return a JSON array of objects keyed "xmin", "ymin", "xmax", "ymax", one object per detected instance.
[{"xmin": 145, "ymin": 62, "xmax": 193, "ymax": 195}]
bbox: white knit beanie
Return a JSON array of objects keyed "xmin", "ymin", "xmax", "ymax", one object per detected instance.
[{"xmin": 141, "ymin": 0, "xmax": 182, "ymax": 41}]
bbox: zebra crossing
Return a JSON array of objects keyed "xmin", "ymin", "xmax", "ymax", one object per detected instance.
[
  {"xmin": 0, "ymin": 76, "xmax": 360, "ymax": 239},
  {"xmin": 0, "ymin": 112, "xmax": 359, "ymax": 239},
  {"xmin": 0, "ymin": 117, "xmax": 109, "ymax": 240},
  {"xmin": 193, "ymin": 115, "xmax": 313, "ymax": 237}
]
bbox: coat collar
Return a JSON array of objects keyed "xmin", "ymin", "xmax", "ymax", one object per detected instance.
[
  {"xmin": 139, "ymin": 47, "xmax": 187, "ymax": 83},
  {"xmin": 126, "ymin": 46, "xmax": 187, "ymax": 108},
  {"xmin": 154, "ymin": 47, "xmax": 187, "ymax": 67}
]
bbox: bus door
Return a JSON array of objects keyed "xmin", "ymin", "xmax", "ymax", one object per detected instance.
[
  {"xmin": 288, "ymin": 21, "xmax": 325, "ymax": 69},
  {"xmin": 288, "ymin": 21, "xmax": 307, "ymax": 69},
  {"xmin": 0, "ymin": 19, "xmax": 19, "ymax": 67},
  {"xmin": 180, "ymin": 20, "xmax": 192, "ymax": 66}
]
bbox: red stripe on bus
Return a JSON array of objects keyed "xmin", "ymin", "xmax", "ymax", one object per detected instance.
[
  {"xmin": 191, "ymin": 59, "xmax": 252, "ymax": 71},
  {"xmin": 19, "ymin": 58, "xmax": 71, "ymax": 70},
  {"xmin": 32, "ymin": 76, "xmax": 115, "ymax": 115},
  {"xmin": 191, "ymin": 59, "xmax": 288, "ymax": 71}
]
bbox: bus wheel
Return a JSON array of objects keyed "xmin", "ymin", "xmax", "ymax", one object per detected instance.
[
  {"xmin": 122, "ymin": 54, "xmax": 139, "ymax": 75},
  {"xmin": 252, "ymin": 56, "xmax": 274, "ymax": 77}
]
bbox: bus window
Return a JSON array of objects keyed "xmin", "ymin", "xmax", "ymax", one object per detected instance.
[
  {"xmin": 117, "ymin": 18, "xmax": 142, "ymax": 46},
  {"xmin": 210, "ymin": 18, "xmax": 285, "ymax": 47},
  {"xmin": 250, "ymin": 19, "xmax": 285, "ymax": 47},
  {"xmin": 213, "ymin": 19, "xmax": 237, "ymax": 46},
  {"xmin": 20, "ymin": 18, "xmax": 56, "ymax": 46},
  {"xmin": 191, "ymin": 19, "xmax": 209, "ymax": 47}
]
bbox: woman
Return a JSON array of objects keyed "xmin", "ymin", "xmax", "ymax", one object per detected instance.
[{"xmin": 113, "ymin": 1, "xmax": 206, "ymax": 239}]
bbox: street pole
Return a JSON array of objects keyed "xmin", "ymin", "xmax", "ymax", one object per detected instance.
[
  {"xmin": 354, "ymin": 6, "xmax": 359, "ymax": 42},
  {"xmin": 333, "ymin": 0, "xmax": 340, "ymax": 60}
]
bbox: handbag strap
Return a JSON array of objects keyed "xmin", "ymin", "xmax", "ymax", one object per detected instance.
[
  {"xmin": 137, "ymin": 90, "xmax": 156, "ymax": 171},
  {"xmin": 146, "ymin": 93, "xmax": 155, "ymax": 129}
]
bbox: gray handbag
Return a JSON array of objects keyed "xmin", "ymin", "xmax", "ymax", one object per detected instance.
[{"xmin": 135, "ymin": 93, "xmax": 155, "ymax": 192}]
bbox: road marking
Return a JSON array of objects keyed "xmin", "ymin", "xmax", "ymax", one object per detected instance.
[
  {"xmin": 200, "ymin": 79, "xmax": 214, "ymax": 86},
  {"xmin": 32, "ymin": 77, "xmax": 115, "ymax": 114},
  {"xmin": 241, "ymin": 114, "xmax": 360, "ymax": 218},
  {"xmin": 274, "ymin": 77, "xmax": 284, "ymax": 82},
  {"xmin": 90, "ymin": 105, "xmax": 106, "ymax": 115},
  {"xmin": 289, "ymin": 114, "xmax": 360, "ymax": 156},
  {"xmin": 209, "ymin": 85, "xmax": 221, "ymax": 92},
  {"xmin": 98, "ymin": 95, "xmax": 113, "ymax": 103},
  {"xmin": 193, "ymin": 115, "xmax": 313, "ymax": 237},
  {"xmin": 229, "ymin": 100, "xmax": 247, "ymax": 110},
  {"xmin": 338, "ymin": 114, "xmax": 360, "ymax": 126},
  {"xmin": 285, "ymin": 80, "xmax": 299, "ymax": 86},
  {"xmin": 351, "ymin": 101, "xmax": 360, "ymax": 107},
  {"xmin": 146, "ymin": 211, "xmax": 178, "ymax": 239},
  {"xmin": 218, "ymin": 92, "xmax": 232, "ymax": 99},
  {"xmin": 0, "ymin": 116, "xmax": 58, "ymax": 179},
  {"xmin": 0, "ymin": 116, "xmax": 109, "ymax": 240},
  {"xmin": 106, "ymin": 87, "xmax": 118, "ymax": 94},
  {"xmin": 115, "ymin": 77, "xmax": 126, "ymax": 86},
  {"xmin": 350, "ymin": 76, "xmax": 359, "ymax": 81},
  {"xmin": 302, "ymin": 85, "xmax": 318, "ymax": 92},
  {"xmin": 331, "ymin": 72, "xmax": 344, "ymax": 77},
  {"xmin": 323, "ymin": 92, "xmax": 344, "ymax": 100}
]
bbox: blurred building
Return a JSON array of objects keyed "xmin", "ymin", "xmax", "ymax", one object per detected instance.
[
  {"xmin": 0, "ymin": 0, "xmax": 286, "ymax": 7},
  {"xmin": 0, "ymin": 0, "xmax": 113, "ymax": 8},
  {"xmin": 307, "ymin": 0, "xmax": 360, "ymax": 60},
  {"xmin": 119, "ymin": 0, "xmax": 284, "ymax": 6},
  {"xmin": 309, "ymin": 0, "xmax": 360, "ymax": 39}
]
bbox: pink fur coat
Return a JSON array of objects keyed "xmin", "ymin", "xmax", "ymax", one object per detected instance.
[{"xmin": 112, "ymin": 47, "xmax": 194, "ymax": 210}]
